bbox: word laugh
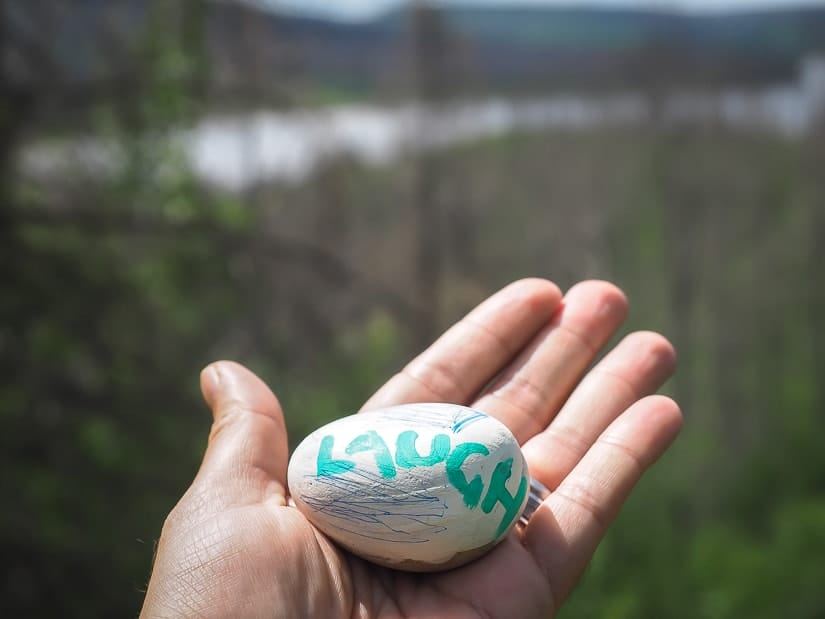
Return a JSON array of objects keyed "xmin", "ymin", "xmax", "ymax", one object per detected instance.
[{"xmin": 317, "ymin": 430, "xmax": 527, "ymax": 537}]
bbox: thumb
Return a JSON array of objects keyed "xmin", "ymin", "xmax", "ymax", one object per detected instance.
[{"xmin": 197, "ymin": 360, "xmax": 290, "ymax": 504}]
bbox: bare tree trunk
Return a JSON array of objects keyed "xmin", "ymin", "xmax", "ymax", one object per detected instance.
[
  {"xmin": 807, "ymin": 125, "xmax": 825, "ymax": 422},
  {"xmin": 0, "ymin": 0, "xmax": 33, "ymax": 231},
  {"xmin": 412, "ymin": 153, "xmax": 443, "ymax": 348},
  {"xmin": 409, "ymin": 2, "xmax": 451, "ymax": 349}
]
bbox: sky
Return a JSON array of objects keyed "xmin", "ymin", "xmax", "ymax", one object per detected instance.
[{"xmin": 256, "ymin": 0, "xmax": 818, "ymax": 21}]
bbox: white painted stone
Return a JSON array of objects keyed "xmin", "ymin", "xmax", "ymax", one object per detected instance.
[{"xmin": 287, "ymin": 403, "xmax": 529, "ymax": 571}]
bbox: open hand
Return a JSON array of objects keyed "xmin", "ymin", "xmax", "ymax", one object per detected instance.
[{"xmin": 141, "ymin": 279, "xmax": 682, "ymax": 618}]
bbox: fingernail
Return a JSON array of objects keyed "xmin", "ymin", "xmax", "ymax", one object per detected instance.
[{"xmin": 203, "ymin": 363, "xmax": 223, "ymax": 390}]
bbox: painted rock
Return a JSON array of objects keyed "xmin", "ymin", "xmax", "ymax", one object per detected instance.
[{"xmin": 287, "ymin": 403, "xmax": 529, "ymax": 571}]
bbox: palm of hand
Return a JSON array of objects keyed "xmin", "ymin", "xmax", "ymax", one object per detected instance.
[{"xmin": 142, "ymin": 280, "xmax": 681, "ymax": 619}]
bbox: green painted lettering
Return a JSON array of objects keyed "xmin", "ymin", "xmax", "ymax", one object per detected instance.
[
  {"xmin": 317, "ymin": 435, "xmax": 355, "ymax": 477},
  {"xmin": 446, "ymin": 442, "xmax": 490, "ymax": 509},
  {"xmin": 345, "ymin": 430, "xmax": 397, "ymax": 478},
  {"xmin": 396, "ymin": 431, "xmax": 450, "ymax": 468},
  {"xmin": 481, "ymin": 458, "xmax": 529, "ymax": 538}
]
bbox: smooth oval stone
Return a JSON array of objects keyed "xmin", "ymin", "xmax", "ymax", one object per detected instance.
[{"xmin": 287, "ymin": 403, "xmax": 529, "ymax": 571}]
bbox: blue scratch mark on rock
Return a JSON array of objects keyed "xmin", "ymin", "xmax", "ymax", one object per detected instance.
[
  {"xmin": 451, "ymin": 409, "xmax": 487, "ymax": 433},
  {"xmin": 369, "ymin": 403, "xmax": 488, "ymax": 434},
  {"xmin": 301, "ymin": 467, "xmax": 448, "ymax": 543},
  {"xmin": 372, "ymin": 405, "xmax": 455, "ymax": 429}
]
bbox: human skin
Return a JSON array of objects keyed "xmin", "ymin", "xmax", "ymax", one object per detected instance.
[{"xmin": 140, "ymin": 279, "xmax": 682, "ymax": 619}]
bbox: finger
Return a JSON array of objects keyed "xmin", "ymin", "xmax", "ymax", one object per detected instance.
[
  {"xmin": 361, "ymin": 278, "xmax": 562, "ymax": 410},
  {"xmin": 473, "ymin": 280, "xmax": 628, "ymax": 444},
  {"xmin": 522, "ymin": 331, "xmax": 676, "ymax": 490},
  {"xmin": 197, "ymin": 360, "xmax": 289, "ymax": 505},
  {"xmin": 523, "ymin": 395, "xmax": 683, "ymax": 606}
]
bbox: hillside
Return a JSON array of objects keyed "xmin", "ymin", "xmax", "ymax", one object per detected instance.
[
  {"xmin": 214, "ymin": 3, "xmax": 825, "ymax": 94},
  {"xmin": 5, "ymin": 1, "xmax": 825, "ymax": 106}
]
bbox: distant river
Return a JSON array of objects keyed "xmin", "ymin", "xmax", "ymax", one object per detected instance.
[
  {"xmin": 184, "ymin": 94, "xmax": 648, "ymax": 190},
  {"xmin": 22, "ymin": 57, "xmax": 825, "ymax": 192}
]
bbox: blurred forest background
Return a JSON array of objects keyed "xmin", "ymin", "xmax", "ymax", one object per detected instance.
[{"xmin": 2, "ymin": 0, "xmax": 825, "ymax": 616}]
